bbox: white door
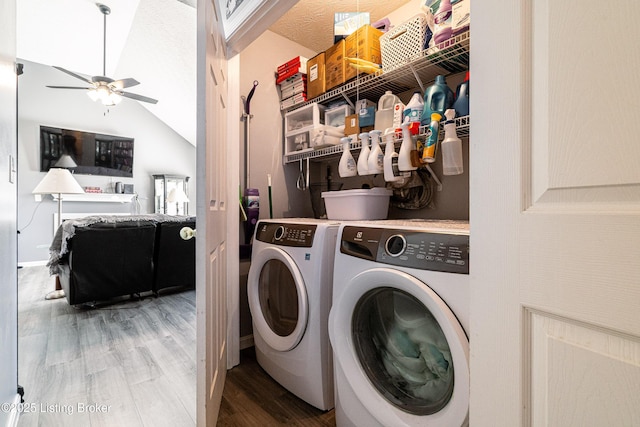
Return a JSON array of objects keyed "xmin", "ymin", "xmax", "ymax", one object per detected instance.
[
  {"xmin": 471, "ymin": 1, "xmax": 640, "ymax": 426},
  {"xmin": 196, "ymin": 0, "xmax": 228, "ymax": 424}
]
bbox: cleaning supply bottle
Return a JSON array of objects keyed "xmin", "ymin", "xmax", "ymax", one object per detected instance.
[
  {"xmin": 441, "ymin": 109, "xmax": 464, "ymax": 175},
  {"xmin": 398, "ymin": 119, "xmax": 417, "ymax": 171},
  {"xmin": 422, "ymin": 112, "xmax": 442, "ymax": 163},
  {"xmin": 367, "ymin": 130, "xmax": 384, "ymax": 174},
  {"xmin": 338, "ymin": 137, "xmax": 357, "ymax": 177},
  {"xmin": 243, "ymin": 188, "xmax": 259, "ymax": 244},
  {"xmin": 403, "ymin": 91, "xmax": 425, "ymax": 125},
  {"xmin": 383, "ymin": 130, "xmax": 407, "ymax": 183},
  {"xmin": 421, "ymin": 75, "xmax": 454, "ymax": 126},
  {"xmin": 433, "ymin": 0, "xmax": 453, "ymax": 44},
  {"xmin": 357, "ymin": 132, "xmax": 370, "ymax": 175},
  {"xmin": 453, "ymin": 71, "xmax": 469, "ymax": 117},
  {"xmin": 375, "ymin": 91, "xmax": 401, "ymax": 132}
]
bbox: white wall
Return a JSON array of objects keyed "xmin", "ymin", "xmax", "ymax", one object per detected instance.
[
  {"xmin": 239, "ymin": 30, "xmax": 318, "ymax": 226},
  {"xmin": 17, "ymin": 60, "xmax": 196, "ymax": 264}
]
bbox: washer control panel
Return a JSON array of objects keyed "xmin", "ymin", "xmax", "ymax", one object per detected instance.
[
  {"xmin": 255, "ymin": 222, "xmax": 317, "ymax": 247},
  {"xmin": 340, "ymin": 226, "xmax": 469, "ymax": 274}
]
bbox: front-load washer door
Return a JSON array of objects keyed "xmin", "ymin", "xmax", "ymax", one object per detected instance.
[
  {"xmin": 248, "ymin": 246, "xmax": 308, "ymax": 352},
  {"xmin": 329, "ymin": 267, "xmax": 469, "ymax": 427}
]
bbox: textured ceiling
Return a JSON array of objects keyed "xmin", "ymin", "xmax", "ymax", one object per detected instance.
[{"xmin": 269, "ymin": 0, "xmax": 413, "ymax": 53}]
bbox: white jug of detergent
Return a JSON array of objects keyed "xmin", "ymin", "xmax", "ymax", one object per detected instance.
[
  {"xmin": 367, "ymin": 130, "xmax": 384, "ymax": 174},
  {"xmin": 403, "ymin": 91, "xmax": 424, "ymax": 124},
  {"xmin": 375, "ymin": 90, "xmax": 401, "ymax": 132},
  {"xmin": 357, "ymin": 132, "xmax": 371, "ymax": 176}
]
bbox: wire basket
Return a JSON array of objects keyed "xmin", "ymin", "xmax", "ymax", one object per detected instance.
[{"xmin": 380, "ymin": 13, "xmax": 430, "ymax": 73}]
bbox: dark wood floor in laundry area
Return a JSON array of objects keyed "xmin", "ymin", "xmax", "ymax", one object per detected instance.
[
  {"xmin": 218, "ymin": 348, "xmax": 336, "ymax": 426},
  {"xmin": 17, "ymin": 265, "xmax": 335, "ymax": 426}
]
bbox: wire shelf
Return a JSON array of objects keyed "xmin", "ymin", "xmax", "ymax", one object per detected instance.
[
  {"xmin": 284, "ymin": 115, "xmax": 469, "ymax": 164},
  {"xmin": 282, "ymin": 31, "xmax": 470, "ymax": 164},
  {"xmin": 283, "ymin": 31, "xmax": 470, "ymax": 114}
]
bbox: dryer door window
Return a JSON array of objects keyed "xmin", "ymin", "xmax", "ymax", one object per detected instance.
[
  {"xmin": 248, "ymin": 246, "xmax": 308, "ymax": 352},
  {"xmin": 258, "ymin": 259, "xmax": 299, "ymax": 337},
  {"xmin": 352, "ymin": 287, "xmax": 454, "ymax": 416}
]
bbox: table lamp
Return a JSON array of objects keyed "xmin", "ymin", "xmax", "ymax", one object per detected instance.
[
  {"xmin": 32, "ymin": 168, "xmax": 84, "ymax": 300},
  {"xmin": 167, "ymin": 186, "xmax": 189, "ymax": 214}
]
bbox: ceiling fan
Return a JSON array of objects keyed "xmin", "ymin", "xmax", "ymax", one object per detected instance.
[{"xmin": 47, "ymin": 3, "xmax": 158, "ymax": 106}]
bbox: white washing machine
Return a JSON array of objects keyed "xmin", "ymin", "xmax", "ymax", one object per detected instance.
[
  {"xmin": 247, "ymin": 218, "xmax": 339, "ymax": 411},
  {"xmin": 329, "ymin": 220, "xmax": 470, "ymax": 426}
]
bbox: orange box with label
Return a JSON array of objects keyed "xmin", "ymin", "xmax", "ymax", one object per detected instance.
[
  {"xmin": 344, "ymin": 25, "xmax": 383, "ymax": 81},
  {"xmin": 307, "ymin": 53, "xmax": 326, "ymax": 100},
  {"xmin": 325, "ymin": 39, "xmax": 346, "ymax": 91}
]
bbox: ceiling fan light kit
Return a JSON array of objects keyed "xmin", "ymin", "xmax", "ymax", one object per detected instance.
[{"xmin": 46, "ymin": 3, "xmax": 158, "ymax": 106}]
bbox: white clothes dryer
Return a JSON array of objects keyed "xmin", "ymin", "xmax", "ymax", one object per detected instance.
[
  {"xmin": 247, "ymin": 218, "xmax": 339, "ymax": 411},
  {"xmin": 329, "ymin": 220, "xmax": 470, "ymax": 427}
]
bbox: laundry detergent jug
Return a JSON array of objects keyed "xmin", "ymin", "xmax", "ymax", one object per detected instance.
[
  {"xmin": 375, "ymin": 91, "xmax": 401, "ymax": 133},
  {"xmin": 421, "ymin": 75, "xmax": 454, "ymax": 126}
]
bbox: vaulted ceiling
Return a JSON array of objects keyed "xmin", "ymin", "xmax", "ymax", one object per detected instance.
[
  {"xmin": 16, "ymin": 0, "xmax": 412, "ymax": 147},
  {"xmin": 17, "ymin": 0, "xmax": 197, "ymax": 145}
]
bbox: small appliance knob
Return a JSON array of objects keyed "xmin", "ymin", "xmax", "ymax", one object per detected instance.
[{"xmin": 385, "ymin": 234, "xmax": 406, "ymax": 257}]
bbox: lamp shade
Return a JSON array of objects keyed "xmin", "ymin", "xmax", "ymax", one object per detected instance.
[
  {"xmin": 54, "ymin": 154, "xmax": 78, "ymax": 168},
  {"xmin": 33, "ymin": 168, "xmax": 84, "ymax": 195},
  {"xmin": 167, "ymin": 186, "xmax": 189, "ymax": 203}
]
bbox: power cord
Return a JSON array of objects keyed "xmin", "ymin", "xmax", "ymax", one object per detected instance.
[{"xmin": 18, "ymin": 199, "xmax": 45, "ymax": 233}]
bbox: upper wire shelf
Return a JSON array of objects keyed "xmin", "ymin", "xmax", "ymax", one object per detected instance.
[{"xmin": 283, "ymin": 30, "xmax": 470, "ymax": 114}]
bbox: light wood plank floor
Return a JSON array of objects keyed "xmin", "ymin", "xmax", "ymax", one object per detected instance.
[{"xmin": 17, "ymin": 266, "xmax": 335, "ymax": 426}]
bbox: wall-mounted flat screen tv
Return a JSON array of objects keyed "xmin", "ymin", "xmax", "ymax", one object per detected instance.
[{"xmin": 40, "ymin": 125, "xmax": 134, "ymax": 177}]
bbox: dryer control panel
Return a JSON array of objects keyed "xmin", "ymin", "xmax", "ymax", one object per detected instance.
[
  {"xmin": 340, "ymin": 226, "xmax": 469, "ymax": 274},
  {"xmin": 255, "ymin": 222, "xmax": 316, "ymax": 247}
]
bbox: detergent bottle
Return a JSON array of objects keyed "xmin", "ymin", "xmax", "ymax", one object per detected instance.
[
  {"xmin": 441, "ymin": 109, "xmax": 464, "ymax": 175},
  {"xmin": 453, "ymin": 71, "xmax": 469, "ymax": 117},
  {"xmin": 398, "ymin": 119, "xmax": 417, "ymax": 171},
  {"xmin": 375, "ymin": 91, "xmax": 401, "ymax": 132},
  {"xmin": 421, "ymin": 75, "xmax": 454, "ymax": 126},
  {"xmin": 403, "ymin": 91, "xmax": 425, "ymax": 125},
  {"xmin": 367, "ymin": 130, "xmax": 384, "ymax": 174},
  {"xmin": 357, "ymin": 132, "xmax": 371, "ymax": 175},
  {"xmin": 433, "ymin": 0, "xmax": 453, "ymax": 44},
  {"xmin": 338, "ymin": 137, "xmax": 357, "ymax": 177}
]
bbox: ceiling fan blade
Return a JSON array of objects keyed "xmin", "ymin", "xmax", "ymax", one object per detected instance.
[
  {"xmin": 120, "ymin": 91, "xmax": 158, "ymax": 104},
  {"xmin": 46, "ymin": 85, "xmax": 93, "ymax": 90},
  {"xmin": 111, "ymin": 78, "xmax": 140, "ymax": 89},
  {"xmin": 52, "ymin": 66, "xmax": 93, "ymax": 84}
]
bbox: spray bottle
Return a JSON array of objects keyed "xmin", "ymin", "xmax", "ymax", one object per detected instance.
[
  {"xmin": 383, "ymin": 129, "xmax": 408, "ymax": 183},
  {"xmin": 398, "ymin": 118, "xmax": 417, "ymax": 171},
  {"xmin": 441, "ymin": 109, "xmax": 464, "ymax": 175},
  {"xmin": 338, "ymin": 137, "xmax": 357, "ymax": 177},
  {"xmin": 422, "ymin": 112, "xmax": 442, "ymax": 163},
  {"xmin": 357, "ymin": 132, "xmax": 370, "ymax": 176},
  {"xmin": 367, "ymin": 130, "xmax": 384, "ymax": 174}
]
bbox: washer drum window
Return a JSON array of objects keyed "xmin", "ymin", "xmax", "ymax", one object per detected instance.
[{"xmin": 352, "ymin": 288, "xmax": 454, "ymax": 416}]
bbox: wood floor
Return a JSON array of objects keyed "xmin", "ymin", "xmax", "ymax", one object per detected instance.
[{"xmin": 17, "ymin": 266, "xmax": 335, "ymax": 426}]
